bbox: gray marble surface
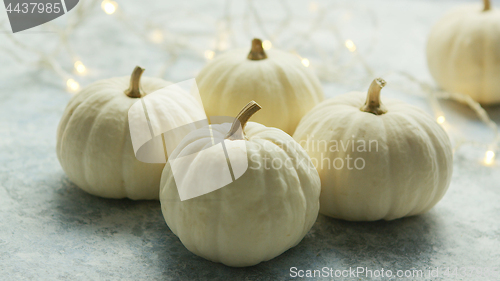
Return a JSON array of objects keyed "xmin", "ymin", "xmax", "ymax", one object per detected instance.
[{"xmin": 1, "ymin": 0, "xmax": 500, "ymax": 280}]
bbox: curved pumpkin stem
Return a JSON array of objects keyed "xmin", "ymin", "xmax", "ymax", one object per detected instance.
[
  {"xmin": 124, "ymin": 66, "xmax": 145, "ymax": 98},
  {"xmin": 247, "ymin": 39, "xmax": 267, "ymax": 60},
  {"xmin": 360, "ymin": 78, "xmax": 387, "ymax": 115},
  {"xmin": 483, "ymin": 0, "xmax": 491, "ymax": 11},
  {"xmin": 226, "ymin": 101, "xmax": 262, "ymax": 140}
]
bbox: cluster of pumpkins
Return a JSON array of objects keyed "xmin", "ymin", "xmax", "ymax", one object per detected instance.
[{"xmin": 56, "ymin": 0, "xmax": 498, "ymax": 267}]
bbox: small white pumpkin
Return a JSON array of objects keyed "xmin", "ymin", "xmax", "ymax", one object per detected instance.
[
  {"xmin": 196, "ymin": 39, "xmax": 324, "ymax": 135},
  {"xmin": 427, "ymin": 0, "xmax": 500, "ymax": 104},
  {"xmin": 57, "ymin": 66, "xmax": 206, "ymax": 200},
  {"xmin": 160, "ymin": 101, "xmax": 320, "ymax": 267},
  {"xmin": 293, "ymin": 79, "xmax": 453, "ymax": 221}
]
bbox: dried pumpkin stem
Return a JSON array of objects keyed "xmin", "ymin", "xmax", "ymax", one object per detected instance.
[
  {"xmin": 124, "ymin": 66, "xmax": 145, "ymax": 98},
  {"xmin": 226, "ymin": 101, "xmax": 262, "ymax": 140},
  {"xmin": 247, "ymin": 38, "xmax": 267, "ymax": 60},
  {"xmin": 360, "ymin": 78, "xmax": 387, "ymax": 115},
  {"xmin": 483, "ymin": 0, "xmax": 491, "ymax": 11}
]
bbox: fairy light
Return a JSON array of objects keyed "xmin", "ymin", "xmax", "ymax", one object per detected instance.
[
  {"xmin": 345, "ymin": 40, "xmax": 356, "ymax": 52},
  {"xmin": 66, "ymin": 79, "xmax": 80, "ymax": 92},
  {"xmin": 101, "ymin": 0, "xmax": 117, "ymax": 15},
  {"xmin": 214, "ymin": 30, "xmax": 230, "ymax": 51},
  {"xmin": 342, "ymin": 12, "xmax": 353, "ymax": 21},
  {"xmin": 436, "ymin": 115, "xmax": 445, "ymax": 124},
  {"xmin": 262, "ymin": 40, "xmax": 272, "ymax": 50},
  {"xmin": 74, "ymin": 61, "xmax": 86, "ymax": 74},
  {"xmin": 309, "ymin": 1, "xmax": 318, "ymax": 12},
  {"xmin": 149, "ymin": 29, "xmax": 164, "ymax": 44},
  {"xmin": 301, "ymin": 58, "xmax": 310, "ymax": 67},
  {"xmin": 217, "ymin": 40, "xmax": 228, "ymax": 51},
  {"xmin": 484, "ymin": 150, "xmax": 495, "ymax": 165},
  {"xmin": 204, "ymin": 50, "xmax": 215, "ymax": 60}
]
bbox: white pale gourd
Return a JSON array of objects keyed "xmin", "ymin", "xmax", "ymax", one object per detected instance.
[
  {"xmin": 293, "ymin": 79, "xmax": 453, "ymax": 221},
  {"xmin": 196, "ymin": 39, "xmax": 324, "ymax": 135},
  {"xmin": 160, "ymin": 102, "xmax": 320, "ymax": 267},
  {"xmin": 427, "ymin": 0, "xmax": 500, "ymax": 104},
  {"xmin": 57, "ymin": 66, "xmax": 206, "ymax": 200}
]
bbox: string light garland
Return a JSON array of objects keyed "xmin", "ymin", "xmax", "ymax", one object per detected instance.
[
  {"xmin": 0, "ymin": 0, "xmax": 99, "ymax": 92},
  {"xmin": 1, "ymin": 0, "xmax": 498, "ymax": 166}
]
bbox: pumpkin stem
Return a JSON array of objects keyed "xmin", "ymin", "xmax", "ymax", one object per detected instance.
[
  {"xmin": 483, "ymin": 0, "xmax": 491, "ymax": 11},
  {"xmin": 360, "ymin": 78, "xmax": 387, "ymax": 115},
  {"xmin": 226, "ymin": 101, "xmax": 262, "ymax": 140},
  {"xmin": 247, "ymin": 39, "xmax": 267, "ymax": 60},
  {"xmin": 124, "ymin": 66, "xmax": 145, "ymax": 98}
]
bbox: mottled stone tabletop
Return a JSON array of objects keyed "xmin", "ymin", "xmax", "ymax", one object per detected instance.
[{"xmin": 1, "ymin": 0, "xmax": 499, "ymax": 280}]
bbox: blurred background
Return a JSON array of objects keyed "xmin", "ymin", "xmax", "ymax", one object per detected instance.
[{"xmin": 1, "ymin": 0, "xmax": 499, "ymax": 279}]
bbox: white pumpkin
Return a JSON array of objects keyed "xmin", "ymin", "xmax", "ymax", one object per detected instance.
[
  {"xmin": 160, "ymin": 101, "xmax": 320, "ymax": 267},
  {"xmin": 427, "ymin": 0, "xmax": 500, "ymax": 104},
  {"xmin": 196, "ymin": 38, "xmax": 324, "ymax": 135},
  {"xmin": 293, "ymin": 79, "xmax": 453, "ymax": 221},
  {"xmin": 57, "ymin": 66, "xmax": 206, "ymax": 200}
]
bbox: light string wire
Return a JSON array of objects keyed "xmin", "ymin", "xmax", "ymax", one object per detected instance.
[{"xmin": 0, "ymin": 0, "xmax": 497, "ymax": 165}]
